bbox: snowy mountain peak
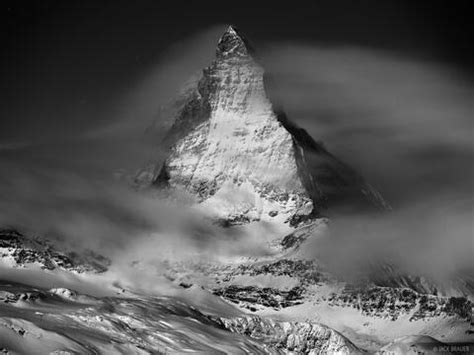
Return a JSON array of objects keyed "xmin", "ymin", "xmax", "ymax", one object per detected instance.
[
  {"xmin": 216, "ymin": 25, "xmax": 253, "ymax": 59},
  {"xmin": 149, "ymin": 27, "xmax": 388, "ymax": 225}
]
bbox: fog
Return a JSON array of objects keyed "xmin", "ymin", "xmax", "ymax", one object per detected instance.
[
  {"xmin": 0, "ymin": 28, "xmax": 472, "ymax": 288},
  {"xmin": 260, "ymin": 44, "xmax": 473, "ymax": 281},
  {"xmin": 261, "ymin": 45, "xmax": 473, "ymax": 207}
]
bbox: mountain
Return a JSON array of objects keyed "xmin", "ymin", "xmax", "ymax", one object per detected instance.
[
  {"xmin": 147, "ymin": 25, "xmax": 388, "ymax": 225},
  {"xmin": 141, "ymin": 26, "xmax": 473, "ymax": 351},
  {"xmin": 1, "ymin": 26, "xmax": 472, "ymax": 354}
]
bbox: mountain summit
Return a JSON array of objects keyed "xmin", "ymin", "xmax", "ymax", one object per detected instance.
[
  {"xmin": 216, "ymin": 25, "xmax": 254, "ymax": 59},
  {"xmin": 151, "ymin": 26, "xmax": 388, "ymax": 225}
]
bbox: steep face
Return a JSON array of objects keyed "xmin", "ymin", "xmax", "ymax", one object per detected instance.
[
  {"xmin": 154, "ymin": 26, "xmax": 387, "ymax": 224},
  {"xmin": 155, "ymin": 26, "xmax": 314, "ymax": 223}
]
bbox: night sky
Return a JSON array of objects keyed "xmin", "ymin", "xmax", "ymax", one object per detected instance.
[
  {"xmin": 1, "ymin": 1, "xmax": 472, "ymax": 143},
  {"xmin": 0, "ymin": 1, "xmax": 471, "ymax": 178}
]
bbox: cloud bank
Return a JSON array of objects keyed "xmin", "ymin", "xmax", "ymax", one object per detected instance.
[{"xmin": 260, "ymin": 44, "xmax": 473, "ymax": 282}]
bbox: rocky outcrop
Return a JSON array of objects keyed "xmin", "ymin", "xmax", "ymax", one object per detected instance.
[
  {"xmin": 0, "ymin": 229, "xmax": 109, "ymax": 273},
  {"xmin": 327, "ymin": 286, "xmax": 472, "ymax": 321},
  {"xmin": 235, "ymin": 259, "xmax": 328, "ymax": 285},
  {"xmin": 213, "ymin": 285, "xmax": 305, "ymax": 310}
]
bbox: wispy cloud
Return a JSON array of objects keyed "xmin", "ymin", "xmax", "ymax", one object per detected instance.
[
  {"xmin": 261, "ymin": 44, "xmax": 473, "ymax": 280},
  {"xmin": 0, "ymin": 140, "xmax": 32, "ymax": 151}
]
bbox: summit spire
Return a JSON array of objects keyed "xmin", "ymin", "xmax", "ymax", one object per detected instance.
[{"xmin": 216, "ymin": 25, "xmax": 253, "ymax": 59}]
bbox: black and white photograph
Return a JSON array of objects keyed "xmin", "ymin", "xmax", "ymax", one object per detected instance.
[{"xmin": 0, "ymin": 1, "xmax": 473, "ymax": 353}]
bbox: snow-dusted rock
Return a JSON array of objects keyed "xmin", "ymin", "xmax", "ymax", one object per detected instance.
[
  {"xmin": 218, "ymin": 315, "xmax": 363, "ymax": 354},
  {"xmin": 154, "ymin": 26, "xmax": 313, "ymax": 225},
  {"xmin": 0, "ymin": 229, "xmax": 109, "ymax": 273}
]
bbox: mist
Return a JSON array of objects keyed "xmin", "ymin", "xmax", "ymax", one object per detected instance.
[{"xmin": 260, "ymin": 44, "xmax": 473, "ymax": 282}]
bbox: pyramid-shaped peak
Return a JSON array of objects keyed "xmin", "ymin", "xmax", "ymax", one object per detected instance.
[
  {"xmin": 225, "ymin": 25, "xmax": 246, "ymax": 38},
  {"xmin": 216, "ymin": 25, "xmax": 254, "ymax": 59},
  {"xmin": 146, "ymin": 25, "xmax": 389, "ymax": 224},
  {"xmin": 224, "ymin": 25, "xmax": 239, "ymax": 36}
]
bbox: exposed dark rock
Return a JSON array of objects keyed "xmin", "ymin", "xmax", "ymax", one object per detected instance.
[
  {"xmin": 328, "ymin": 286, "xmax": 472, "ymax": 321},
  {"xmin": 0, "ymin": 229, "xmax": 110, "ymax": 273},
  {"xmin": 235, "ymin": 259, "xmax": 328, "ymax": 285}
]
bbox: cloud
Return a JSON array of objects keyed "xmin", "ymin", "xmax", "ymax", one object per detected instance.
[
  {"xmin": 0, "ymin": 28, "xmax": 225, "ymax": 270},
  {"xmin": 260, "ymin": 44, "xmax": 473, "ymax": 282},
  {"xmin": 0, "ymin": 141, "xmax": 32, "ymax": 151},
  {"xmin": 261, "ymin": 45, "xmax": 473, "ymax": 206}
]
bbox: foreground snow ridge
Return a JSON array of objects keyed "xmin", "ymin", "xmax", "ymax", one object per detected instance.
[
  {"xmin": 219, "ymin": 315, "xmax": 362, "ymax": 354},
  {"xmin": 0, "ymin": 281, "xmax": 363, "ymax": 354}
]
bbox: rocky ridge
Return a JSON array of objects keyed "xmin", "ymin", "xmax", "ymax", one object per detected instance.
[
  {"xmin": 0, "ymin": 229, "xmax": 109, "ymax": 273},
  {"xmin": 0, "ymin": 280, "xmax": 363, "ymax": 354},
  {"xmin": 217, "ymin": 315, "xmax": 362, "ymax": 354}
]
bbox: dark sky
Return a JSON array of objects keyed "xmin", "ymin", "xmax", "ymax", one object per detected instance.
[
  {"xmin": 1, "ymin": 0, "xmax": 472, "ymax": 140},
  {"xmin": 0, "ymin": 0, "xmax": 472, "ymax": 170}
]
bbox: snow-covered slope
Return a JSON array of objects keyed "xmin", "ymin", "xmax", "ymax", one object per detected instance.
[{"xmin": 149, "ymin": 26, "xmax": 388, "ymax": 225}]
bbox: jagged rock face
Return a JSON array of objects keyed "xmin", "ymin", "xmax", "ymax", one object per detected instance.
[
  {"xmin": 153, "ymin": 26, "xmax": 388, "ymax": 224},
  {"xmin": 218, "ymin": 315, "xmax": 362, "ymax": 354}
]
